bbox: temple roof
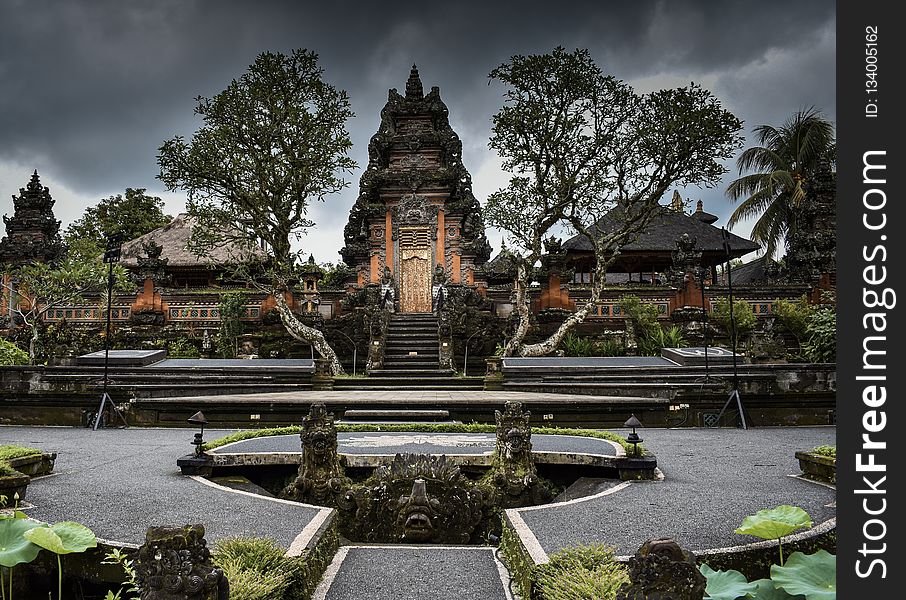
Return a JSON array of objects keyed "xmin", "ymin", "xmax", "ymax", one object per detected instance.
[
  {"xmin": 120, "ymin": 214, "xmax": 266, "ymax": 269},
  {"xmin": 562, "ymin": 205, "xmax": 759, "ymax": 257}
]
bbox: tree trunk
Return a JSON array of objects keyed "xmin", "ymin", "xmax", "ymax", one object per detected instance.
[
  {"xmin": 273, "ymin": 291, "xmax": 345, "ymax": 376},
  {"xmin": 29, "ymin": 326, "xmax": 39, "ymax": 365},
  {"xmin": 503, "ymin": 260, "xmax": 532, "ymax": 357}
]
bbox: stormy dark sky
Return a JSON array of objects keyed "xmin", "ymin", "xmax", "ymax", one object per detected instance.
[{"xmin": 0, "ymin": 0, "xmax": 836, "ymax": 262}]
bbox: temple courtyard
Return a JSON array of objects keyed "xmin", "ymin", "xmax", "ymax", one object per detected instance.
[{"xmin": 1, "ymin": 421, "xmax": 835, "ymax": 599}]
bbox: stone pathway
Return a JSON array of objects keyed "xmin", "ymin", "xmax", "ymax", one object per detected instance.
[
  {"xmin": 314, "ymin": 546, "xmax": 512, "ymax": 600},
  {"xmin": 509, "ymin": 426, "xmax": 836, "ymax": 558}
]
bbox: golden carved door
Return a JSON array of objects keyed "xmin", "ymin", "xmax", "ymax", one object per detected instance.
[{"xmin": 399, "ymin": 227, "xmax": 433, "ymax": 313}]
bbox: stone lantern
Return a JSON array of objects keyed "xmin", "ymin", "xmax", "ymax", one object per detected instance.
[{"xmin": 300, "ymin": 254, "xmax": 324, "ymax": 314}]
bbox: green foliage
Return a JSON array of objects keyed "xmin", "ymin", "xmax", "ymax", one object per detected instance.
[
  {"xmin": 735, "ymin": 506, "xmax": 812, "ymax": 543},
  {"xmin": 700, "ymin": 564, "xmax": 758, "ymax": 600},
  {"xmin": 0, "ymin": 463, "xmax": 22, "ymax": 478},
  {"xmin": 726, "ymin": 108, "xmax": 835, "ymax": 259},
  {"xmin": 24, "ymin": 521, "xmax": 97, "ymax": 555},
  {"xmin": 4, "ymin": 250, "xmax": 130, "ymax": 362},
  {"xmin": 320, "ymin": 262, "xmax": 353, "ymax": 289},
  {"xmin": 158, "ymin": 48, "xmax": 356, "ymax": 269},
  {"xmin": 712, "ymin": 298, "xmax": 756, "ymax": 351},
  {"xmin": 486, "ymin": 47, "xmax": 742, "ymax": 355},
  {"xmin": 801, "ymin": 306, "xmax": 835, "ymax": 362},
  {"xmin": 769, "ymin": 550, "xmax": 835, "ymax": 600},
  {"xmin": 559, "ymin": 333, "xmax": 628, "ymax": 357},
  {"xmin": 560, "ymin": 333, "xmax": 597, "ymax": 357},
  {"xmin": 212, "ymin": 537, "xmax": 304, "ymax": 600},
  {"xmin": 619, "ymin": 295, "xmax": 684, "ymax": 355},
  {"xmin": 0, "ymin": 446, "xmax": 41, "ymax": 462},
  {"xmin": 772, "ymin": 296, "xmax": 812, "ymax": 345},
  {"xmin": 0, "ymin": 339, "xmax": 28, "ymax": 366},
  {"xmin": 63, "ymin": 188, "xmax": 171, "ymax": 251},
  {"xmin": 102, "ymin": 547, "xmax": 140, "ymax": 600},
  {"xmin": 0, "ymin": 513, "xmax": 43, "ymax": 567},
  {"xmin": 163, "ymin": 337, "xmax": 200, "ymax": 358},
  {"xmin": 534, "ymin": 544, "xmax": 629, "ymax": 600},
  {"xmin": 735, "ymin": 505, "xmax": 812, "ymax": 565},
  {"xmin": 810, "ymin": 445, "xmax": 836, "ymax": 458},
  {"xmin": 217, "ymin": 292, "xmax": 247, "ymax": 358}
]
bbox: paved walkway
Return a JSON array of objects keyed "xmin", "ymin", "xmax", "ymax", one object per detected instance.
[
  {"xmin": 314, "ymin": 546, "xmax": 512, "ymax": 600},
  {"xmin": 0, "ymin": 427, "xmax": 326, "ymax": 550},
  {"xmin": 510, "ymin": 426, "xmax": 836, "ymax": 558}
]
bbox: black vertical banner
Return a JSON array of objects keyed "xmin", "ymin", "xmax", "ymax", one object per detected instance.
[{"xmin": 837, "ymin": 1, "xmax": 904, "ymax": 596}]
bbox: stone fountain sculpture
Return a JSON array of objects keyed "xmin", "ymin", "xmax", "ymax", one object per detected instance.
[
  {"xmin": 486, "ymin": 400, "xmax": 552, "ymax": 507},
  {"xmin": 280, "ymin": 403, "xmax": 350, "ymax": 506}
]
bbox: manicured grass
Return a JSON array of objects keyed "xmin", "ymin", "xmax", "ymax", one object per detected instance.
[
  {"xmin": 0, "ymin": 461, "xmax": 23, "ymax": 477},
  {"xmin": 810, "ymin": 445, "xmax": 836, "ymax": 458},
  {"xmin": 203, "ymin": 422, "xmax": 634, "ymax": 453},
  {"xmin": 0, "ymin": 445, "xmax": 43, "ymax": 462}
]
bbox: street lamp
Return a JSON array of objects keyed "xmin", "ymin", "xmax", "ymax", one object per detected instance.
[
  {"xmin": 93, "ymin": 232, "xmax": 126, "ymax": 431},
  {"xmin": 188, "ymin": 410, "xmax": 208, "ymax": 456},
  {"xmin": 624, "ymin": 414, "xmax": 643, "ymax": 457}
]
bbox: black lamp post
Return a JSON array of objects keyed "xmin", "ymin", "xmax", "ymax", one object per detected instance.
[
  {"xmin": 715, "ymin": 228, "xmax": 750, "ymax": 429},
  {"xmin": 696, "ymin": 264, "xmax": 711, "ymax": 382},
  {"xmin": 93, "ymin": 232, "xmax": 125, "ymax": 431},
  {"xmin": 188, "ymin": 410, "xmax": 208, "ymax": 456},
  {"xmin": 624, "ymin": 414, "xmax": 643, "ymax": 456}
]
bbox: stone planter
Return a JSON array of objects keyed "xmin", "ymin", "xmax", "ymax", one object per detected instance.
[
  {"xmin": 6, "ymin": 452, "xmax": 56, "ymax": 477},
  {"xmin": 0, "ymin": 472, "xmax": 29, "ymax": 507},
  {"xmin": 795, "ymin": 451, "xmax": 835, "ymax": 484}
]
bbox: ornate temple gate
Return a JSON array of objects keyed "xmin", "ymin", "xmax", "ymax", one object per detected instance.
[{"xmin": 399, "ymin": 226, "xmax": 433, "ymax": 313}]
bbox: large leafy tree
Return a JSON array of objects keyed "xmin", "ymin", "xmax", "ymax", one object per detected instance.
[
  {"xmin": 487, "ymin": 48, "xmax": 743, "ymax": 356},
  {"xmin": 157, "ymin": 49, "xmax": 355, "ymax": 374},
  {"xmin": 726, "ymin": 107, "xmax": 835, "ymax": 259},
  {"xmin": 63, "ymin": 188, "xmax": 171, "ymax": 255}
]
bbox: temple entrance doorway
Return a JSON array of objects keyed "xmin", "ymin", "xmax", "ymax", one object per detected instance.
[{"xmin": 398, "ymin": 227, "xmax": 433, "ymax": 313}]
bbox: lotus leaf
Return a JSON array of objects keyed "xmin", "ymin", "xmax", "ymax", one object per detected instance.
[
  {"xmin": 24, "ymin": 520, "xmax": 97, "ymax": 555},
  {"xmin": 0, "ymin": 514, "xmax": 44, "ymax": 567},
  {"xmin": 770, "ymin": 550, "xmax": 836, "ymax": 600},
  {"xmin": 701, "ymin": 564, "xmax": 758, "ymax": 600},
  {"xmin": 735, "ymin": 506, "xmax": 812, "ymax": 540},
  {"xmin": 748, "ymin": 578, "xmax": 805, "ymax": 599}
]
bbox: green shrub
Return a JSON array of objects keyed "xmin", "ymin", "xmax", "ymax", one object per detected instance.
[
  {"xmin": 166, "ymin": 337, "xmax": 200, "ymax": 358},
  {"xmin": 811, "ymin": 445, "xmax": 836, "ymax": 458},
  {"xmin": 772, "ymin": 296, "xmax": 812, "ymax": 344},
  {"xmin": 0, "ymin": 445, "xmax": 42, "ymax": 462},
  {"xmin": 534, "ymin": 544, "xmax": 629, "ymax": 600},
  {"xmin": 0, "ymin": 462, "xmax": 23, "ymax": 477},
  {"xmin": 560, "ymin": 333, "xmax": 597, "ymax": 357},
  {"xmin": 212, "ymin": 537, "xmax": 304, "ymax": 600},
  {"xmin": 802, "ymin": 305, "xmax": 835, "ymax": 362},
  {"xmin": 597, "ymin": 336, "xmax": 626, "ymax": 357},
  {"xmin": 0, "ymin": 337, "xmax": 29, "ymax": 366},
  {"xmin": 712, "ymin": 298, "xmax": 756, "ymax": 351},
  {"xmin": 217, "ymin": 291, "xmax": 248, "ymax": 358}
]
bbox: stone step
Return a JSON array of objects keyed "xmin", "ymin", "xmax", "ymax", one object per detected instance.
[
  {"xmin": 340, "ymin": 409, "xmax": 450, "ymax": 421},
  {"xmin": 381, "ymin": 362, "xmax": 442, "ymax": 369},
  {"xmin": 333, "ymin": 376, "xmax": 482, "ymax": 387},
  {"xmin": 367, "ymin": 369, "xmax": 456, "ymax": 377}
]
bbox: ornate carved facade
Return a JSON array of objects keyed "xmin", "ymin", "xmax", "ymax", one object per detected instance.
[{"xmin": 341, "ymin": 65, "xmax": 491, "ymax": 312}]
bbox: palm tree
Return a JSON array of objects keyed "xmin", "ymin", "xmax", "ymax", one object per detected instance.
[{"xmin": 726, "ymin": 107, "xmax": 835, "ymax": 258}]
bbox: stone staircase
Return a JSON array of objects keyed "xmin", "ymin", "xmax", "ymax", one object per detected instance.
[{"xmin": 335, "ymin": 313, "xmax": 483, "ymax": 391}]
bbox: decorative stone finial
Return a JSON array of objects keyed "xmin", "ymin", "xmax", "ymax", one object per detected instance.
[
  {"xmin": 405, "ymin": 64, "xmax": 424, "ymax": 99},
  {"xmin": 135, "ymin": 525, "xmax": 229, "ymax": 600},
  {"xmin": 616, "ymin": 538, "xmax": 706, "ymax": 600}
]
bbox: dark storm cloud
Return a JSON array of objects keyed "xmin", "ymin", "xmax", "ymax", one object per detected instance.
[{"xmin": 0, "ymin": 0, "xmax": 835, "ymax": 255}]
